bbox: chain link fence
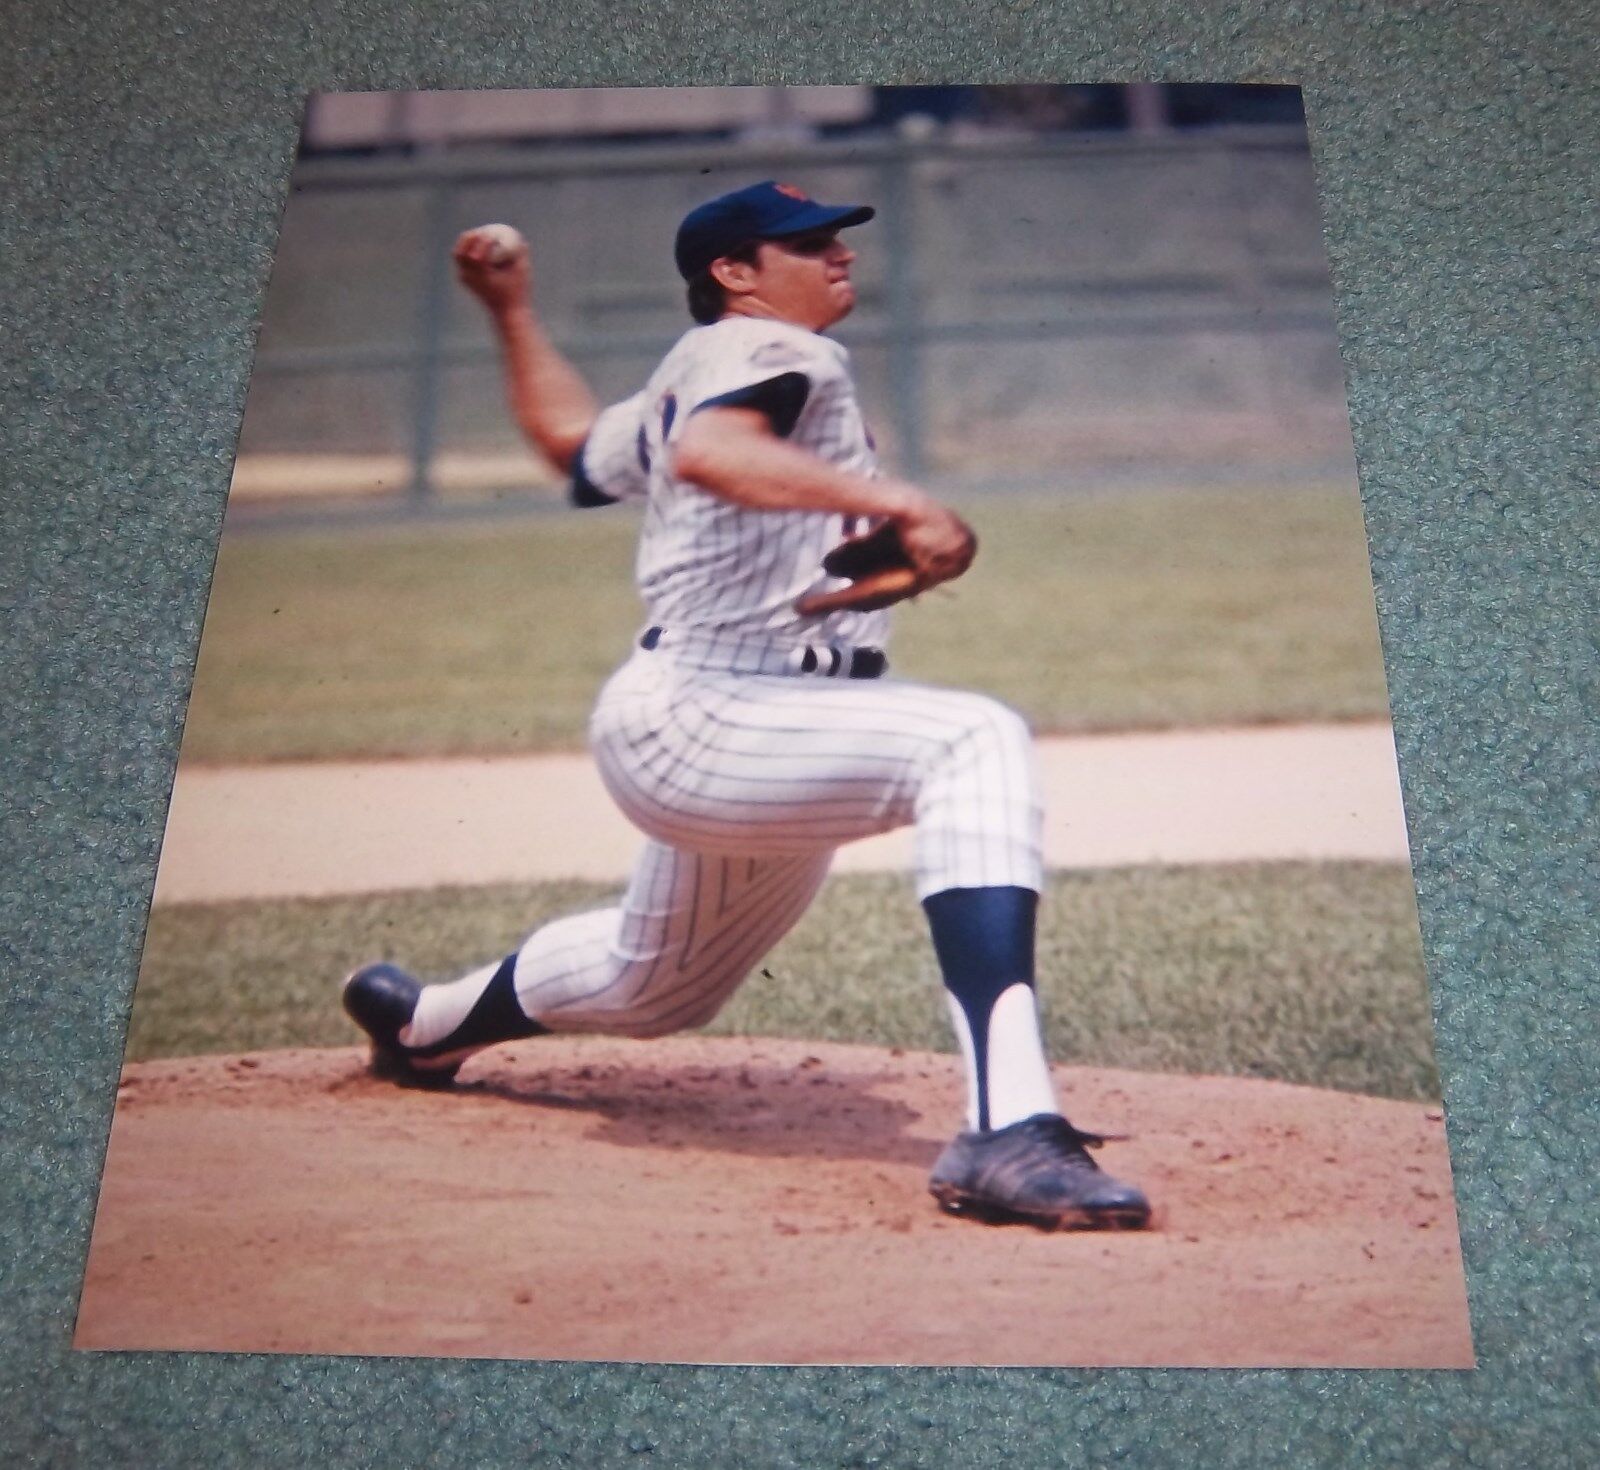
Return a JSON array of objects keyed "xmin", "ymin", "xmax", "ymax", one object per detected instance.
[{"xmin": 232, "ymin": 126, "xmax": 1354, "ymax": 524}]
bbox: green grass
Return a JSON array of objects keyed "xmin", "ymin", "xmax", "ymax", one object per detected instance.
[
  {"xmin": 181, "ymin": 485, "xmax": 1390, "ymax": 762},
  {"xmin": 128, "ymin": 863, "xmax": 1441, "ymax": 1102}
]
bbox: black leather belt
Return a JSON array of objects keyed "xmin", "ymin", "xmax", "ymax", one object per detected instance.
[
  {"xmin": 639, "ymin": 627, "xmax": 888, "ymax": 680},
  {"xmin": 800, "ymin": 643, "xmax": 889, "ymax": 679}
]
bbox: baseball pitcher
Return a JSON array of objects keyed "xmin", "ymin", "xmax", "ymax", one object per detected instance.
[{"xmin": 343, "ymin": 180, "xmax": 1151, "ymax": 1229}]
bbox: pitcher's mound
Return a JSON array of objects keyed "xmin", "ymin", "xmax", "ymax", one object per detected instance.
[{"xmin": 76, "ymin": 1036, "xmax": 1472, "ymax": 1367}]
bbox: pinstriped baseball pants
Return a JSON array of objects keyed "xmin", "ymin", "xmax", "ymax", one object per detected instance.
[{"xmin": 510, "ymin": 651, "xmax": 1044, "ymax": 1037}]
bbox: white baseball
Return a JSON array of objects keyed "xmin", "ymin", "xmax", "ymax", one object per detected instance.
[{"xmin": 476, "ymin": 223, "xmax": 526, "ymax": 265}]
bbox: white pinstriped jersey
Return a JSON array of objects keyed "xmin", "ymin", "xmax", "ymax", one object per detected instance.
[
  {"xmin": 578, "ymin": 316, "xmax": 893, "ymax": 650},
  {"xmin": 409, "ymin": 299, "xmax": 1057, "ymax": 1135}
]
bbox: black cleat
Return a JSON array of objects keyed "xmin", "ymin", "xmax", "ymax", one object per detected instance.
[
  {"xmin": 929, "ymin": 1112, "xmax": 1152, "ymax": 1230},
  {"xmin": 342, "ymin": 963, "xmax": 464, "ymax": 1089}
]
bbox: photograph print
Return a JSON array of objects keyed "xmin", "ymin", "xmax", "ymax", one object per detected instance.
[{"xmin": 77, "ymin": 83, "xmax": 1473, "ymax": 1368}]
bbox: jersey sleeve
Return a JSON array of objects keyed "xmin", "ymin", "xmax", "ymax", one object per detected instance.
[
  {"xmin": 689, "ymin": 333, "xmax": 846, "ymax": 439},
  {"xmin": 570, "ymin": 392, "xmax": 650, "ymax": 507}
]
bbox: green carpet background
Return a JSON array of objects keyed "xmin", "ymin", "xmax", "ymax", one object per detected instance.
[{"xmin": 3, "ymin": 4, "xmax": 1593, "ymax": 1464}]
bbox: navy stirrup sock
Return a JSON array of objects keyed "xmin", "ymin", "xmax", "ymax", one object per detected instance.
[
  {"xmin": 425, "ymin": 955, "xmax": 548, "ymax": 1055},
  {"xmin": 922, "ymin": 885, "xmax": 1039, "ymax": 1131}
]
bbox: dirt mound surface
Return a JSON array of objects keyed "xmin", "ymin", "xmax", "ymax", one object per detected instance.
[{"xmin": 77, "ymin": 1038, "xmax": 1472, "ymax": 1367}]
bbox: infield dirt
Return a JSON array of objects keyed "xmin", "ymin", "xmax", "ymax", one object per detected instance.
[
  {"xmin": 77, "ymin": 1036, "xmax": 1473, "ymax": 1368},
  {"xmin": 151, "ymin": 722, "xmax": 1411, "ymax": 904}
]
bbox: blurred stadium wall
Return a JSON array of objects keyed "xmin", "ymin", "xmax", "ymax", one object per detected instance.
[{"xmin": 231, "ymin": 85, "xmax": 1353, "ymax": 521}]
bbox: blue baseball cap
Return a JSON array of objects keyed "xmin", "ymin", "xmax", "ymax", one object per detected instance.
[{"xmin": 674, "ymin": 180, "xmax": 875, "ymax": 280}]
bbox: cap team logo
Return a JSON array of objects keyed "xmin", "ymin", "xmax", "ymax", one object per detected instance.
[{"xmin": 774, "ymin": 182, "xmax": 812, "ymax": 202}]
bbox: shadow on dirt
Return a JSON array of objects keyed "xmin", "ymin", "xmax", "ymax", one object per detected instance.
[{"xmin": 441, "ymin": 1052, "xmax": 947, "ymax": 1169}]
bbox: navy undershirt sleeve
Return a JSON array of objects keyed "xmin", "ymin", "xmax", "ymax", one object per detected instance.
[
  {"xmin": 692, "ymin": 371, "xmax": 812, "ymax": 438},
  {"xmin": 568, "ymin": 440, "xmax": 621, "ymax": 508}
]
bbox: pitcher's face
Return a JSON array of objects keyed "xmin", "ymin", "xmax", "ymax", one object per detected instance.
[{"xmin": 719, "ymin": 229, "xmax": 858, "ymax": 330}]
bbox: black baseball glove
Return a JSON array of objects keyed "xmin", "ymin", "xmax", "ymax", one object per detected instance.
[{"xmin": 795, "ymin": 521, "xmax": 924, "ymax": 616}]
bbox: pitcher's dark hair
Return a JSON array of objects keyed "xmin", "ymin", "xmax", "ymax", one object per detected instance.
[{"xmin": 685, "ymin": 240, "xmax": 763, "ymax": 324}]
